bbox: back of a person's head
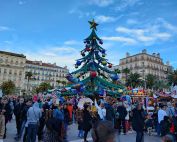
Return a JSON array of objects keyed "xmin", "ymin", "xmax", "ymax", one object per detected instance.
[
  {"xmin": 163, "ymin": 134, "xmax": 175, "ymax": 142},
  {"xmin": 92, "ymin": 120, "xmax": 117, "ymax": 142}
]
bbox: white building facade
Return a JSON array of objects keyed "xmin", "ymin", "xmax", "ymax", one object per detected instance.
[
  {"xmin": 117, "ymin": 49, "xmax": 172, "ymax": 81},
  {"xmin": 25, "ymin": 60, "xmax": 69, "ymax": 90},
  {"xmin": 0, "ymin": 51, "xmax": 26, "ymax": 90}
]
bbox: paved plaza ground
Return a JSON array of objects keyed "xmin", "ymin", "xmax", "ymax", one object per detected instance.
[{"xmin": 4, "ymin": 119, "xmax": 162, "ymax": 142}]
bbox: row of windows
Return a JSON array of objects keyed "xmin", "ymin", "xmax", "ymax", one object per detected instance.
[
  {"xmin": 0, "ymin": 56, "xmax": 25, "ymax": 65},
  {"xmin": 26, "ymin": 66, "xmax": 68, "ymax": 73},
  {"xmin": 122, "ymin": 55, "xmax": 162, "ymax": 64},
  {"xmin": 0, "ymin": 68, "xmax": 23, "ymax": 75}
]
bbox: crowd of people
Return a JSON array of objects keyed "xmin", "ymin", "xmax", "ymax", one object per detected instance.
[{"xmin": 0, "ymin": 95, "xmax": 177, "ymax": 142}]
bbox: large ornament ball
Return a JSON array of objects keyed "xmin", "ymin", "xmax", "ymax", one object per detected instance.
[
  {"xmin": 90, "ymin": 71, "xmax": 97, "ymax": 78},
  {"xmin": 108, "ymin": 64, "xmax": 112, "ymax": 68},
  {"xmin": 101, "ymin": 60, "xmax": 107, "ymax": 66},
  {"xmin": 102, "ymin": 54, "xmax": 106, "ymax": 57},
  {"xmin": 99, "ymin": 40, "xmax": 103, "ymax": 45},
  {"xmin": 86, "ymin": 47, "xmax": 91, "ymax": 52},
  {"xmin": 111, "ymin": 74, "xmax": 119, "ymax": 81},
  {"xmin": 76, "ymin": 60, "xmax": 81, "ymax": 66},
  {"xmin": 101, "ymin": 49, "xmax": 106, "ymax": 54},
  {"xmin": 75, "ymin": 65, "xmax": 78, "ymax": 68}
]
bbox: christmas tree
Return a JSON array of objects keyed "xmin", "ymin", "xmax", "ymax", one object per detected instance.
[{"xmin": 65, "ymin": 19, "xmax": 125, "ymax": 97}]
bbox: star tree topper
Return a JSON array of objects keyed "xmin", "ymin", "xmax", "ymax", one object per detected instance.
[{"xmin": 89, "ymin": 19, "xmax": 99, "ymax": 30}]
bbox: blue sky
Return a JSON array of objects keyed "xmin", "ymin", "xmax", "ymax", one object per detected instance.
[{"xmin": 0, "ymin": 0, "xmax": 177, "ymax": 70}]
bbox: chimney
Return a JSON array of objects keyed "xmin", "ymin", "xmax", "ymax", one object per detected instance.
[
  {"xmin": 152, "ymin": 53, "xmax": 156, "ymax": 56},
  {"xmin": 157, "ymin": 53, "xmax": 160, "ymax": 58},
  {"xmin": 126, "ymin": 52, "xmax": 130, "ymax": 57},
  {"xmin": 142, "ymin": 49, "xmax": 147, "ymax": 53},
  {"xmin": 166, "ymin": 61, "xmax": 170, "ymax": 66}
]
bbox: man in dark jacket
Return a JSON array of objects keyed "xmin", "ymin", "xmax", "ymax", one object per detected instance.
[
  {"xmin": 105, "ymin": 100, "xmax": 114, "ymax": 122},
  {"xmin": 132, "ymin": 103, "xmax": 145, "ymax": 142},
  {"xmin": 14, "ymin": 97, "xmax": 25, "ymax": 138},
  {"xmin": 116, "ymin": 102, "xmax": 127, "ymax": 134}
]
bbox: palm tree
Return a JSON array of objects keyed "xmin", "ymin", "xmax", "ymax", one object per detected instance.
[
  {"xmin": 61, "ymin": 80, "xmax": 67, "ymax": 87},
  {"xmin": 122, "ymin": 68, "xmax": 130, "ymax": 85},
  {"xmin": 146, "ymin": 74, "xmax": 156, "ymax": 89},
  {"xmin": 127, "ymin": 73, "xmax": 141, "ymax": 88},
  {"xmin": 25, "ymin": 71, "xmax": 33, "ymax": 92},
  {"xmin": 168, "ymin": 69, "xmax": 177, "ymax": 86},
  {"xmin": 39, "ymin": 82, "xmax": 52, "ymax": 93},
  {"xmin": 56, "ymin": 80, "xmax": 61, "ymax": 87},
  {"xmin": 114, "ymin": 69, "xmax": 121, "ymax": 74}
]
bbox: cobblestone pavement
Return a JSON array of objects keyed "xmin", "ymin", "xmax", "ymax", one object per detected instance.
[{"xmin": 4, "ymin": 119, "xmax": 162, "ymax": 142}]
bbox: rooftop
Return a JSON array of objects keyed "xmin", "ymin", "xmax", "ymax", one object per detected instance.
[
  {"xmin": 0, "ymin": 50, "xmax": 26, "ymax": 58},
  {"xmin": 26, "ymin": 60, "xmax": 67, "ymax": 69}
]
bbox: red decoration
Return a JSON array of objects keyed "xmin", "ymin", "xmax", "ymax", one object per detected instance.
[
  {"xmin": 108, "ymin": 64, "xmax": 112, "ymax": 68},
  {"xmin": 90, "ymin": 71, "xmax": 97, "ymax": 78},
  {"xmin": 86, "ymin": 47, "xmax": 91, "ymax": 51}
]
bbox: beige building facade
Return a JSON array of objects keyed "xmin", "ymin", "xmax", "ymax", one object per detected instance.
[
  {"xmin": 0, "ymin": 51, "xmax": 26, "ymax": 90},
  {"xmin": 118, "ymin": 49, "xmax": 172, "ymax": 81},
  {"xmin": 25, "ymin": 60, "xmax": 69, "ymax": 90}
]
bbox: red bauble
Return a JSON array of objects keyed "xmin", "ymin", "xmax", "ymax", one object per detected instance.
[
  {"xmin": 85, "ymin": 47, "xmax": 91, "ymax": 51},
  {"xmin": 90, "ymin": 71, "xmax": 97, "ymax": 78},
  {"xmin": 108, "ymin": 64, "xmax": 112, "ymax": 68}
]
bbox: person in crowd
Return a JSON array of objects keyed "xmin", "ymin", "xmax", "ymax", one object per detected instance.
[
  {"xmin": 166, "ymin": 102, "xmax": 175, "ymax": 118},
  {"xmin": 145, "ymin": 114, "xmax": 154, "ymax": 136},
  {"xmin": 67, "ymin": 103, "xmax": 73, "ymax": 123},
  {"xmin": 160, "ymin": 116, "xmax": 171, "ymax": 137},
  {"xmin": 94, "ymin": 99, "xmax": 106, "ymax": 120},
  {"xmin": 158, "ymin": 104, "xmax": 167, "ymax": 136},
  {"xmin": 132, "ymin": 103, "xmax": 145, "ymax": 142},
  {"xmin": 26, "ymin": 102, "xmax": 42, "ymax": 142},
  {"xmin": 0, "ymin": 109, "xmax": 5, "ymax": 139},
  {"xmin": 43, "ymin": 117, "xmax": 63, "ymax": 142},
  {"xmin": 105, "ymin": 97, "xmax": 115, "ymax": 122},
  {"xmin": 162, "ymin": 134, "xmax": 176, "ymax": 142},
  {"xmin": 83, "ymin": 103, "xmax": 92, "ymax": 142},
  {"xmin": 77, "ymin": 114, "xmax": 84, "ymax": 138},
  {"xmin": 53, "ymin": 103, "xmax": 64, "ymax": 121},
  {"xmin": 124, "ymin": 101, "xmax": 131, "ymax": 133},
  {"xmin": 116, "ymin": 101, "xmax": 127, "ymax": 135},
  {"xmin": 63, "ymin": 103, "xmax": 70, "ymax": 139},
  {"xmin": 15, "ymin": 99, "xmax": 32, "ymax": 141},
  {"xmin": 0, "ymin": 97, "xmax": 12, "ymax": 139},
  {"xmin": 8, "ymin": 97, "xmax": 14, "ymax": 122},
  {"xmin": 92, "ymin": 120, "xmax": 118, "ymax": 142},
  {"xmin": 14, "ymin": 97, "xmax": 25, "ymax": 139}
]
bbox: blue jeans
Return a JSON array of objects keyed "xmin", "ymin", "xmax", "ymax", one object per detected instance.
[
  {"xmin": 27, "ymin": 123, "xmax": 38, "ymax": 142},
  {"xmin": 78, "ymin": 130, "xmax": 84, "ymax": 137},
  {"xmin": 136, "ymin": 131, "xmax": 144, "ymax": 142},
  {"xmin": 19, "ymin": 120, "xmax": 26, "ymax": 138},
  {"xmin": 157, "ymin": 123, "xmax": 161, "ymax": 136}
]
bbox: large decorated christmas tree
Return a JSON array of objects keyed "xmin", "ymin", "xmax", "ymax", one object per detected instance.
[{"xmin": 64, "ymin": 19, "xmax": 125, "ymax": 97}]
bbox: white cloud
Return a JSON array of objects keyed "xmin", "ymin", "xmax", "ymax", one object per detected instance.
[
  {"xmin": 0, "ymin": 26, "xmax": 10, "ymax": 31},
  {"xmin": 88, "ymin": 0, "xmax": 114, "ymax": 7},
  {"xmin": 95, "ymin": 15, "xmax": 116, "ymax": 23},
  {"xmin": 102, "ymin": 36, "xmax": 137, "ymax": 44},
  {"xmin": 69, "ymin": 9, "xmax": 96, "ymax": 18},
  {"xmin": 115, "ymin": 0, "xmax": 141, "ymax": 11},
  {"xmin": 115, "ymin": 19, "xmax": 176, "ymax": 44},
  {"xmin": 64, "ymin": 40, "xmax": 81, "ymax": 45},
  {"xmin": 25, "ymin": 46, "xmax": 81, "ymax": 71},
  {"xmin": 126, "ymin": 19, "xmax": 138, "ymax": 25}
]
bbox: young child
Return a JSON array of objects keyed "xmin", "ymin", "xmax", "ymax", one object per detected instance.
[{"xmin": 145, "ymin": 114, "xmax": 154, "ymax": 136}]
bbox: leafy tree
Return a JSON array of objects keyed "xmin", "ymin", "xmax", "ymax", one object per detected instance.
[
  {"xmin": 122, "ymin": 68, "xmax": 130, "ymax": 85},
  {"xmin": 146, "ymin": 74, "xmax": 156, "ymax": 89},
  {"xmin": 39, "ymin": 82, "xmax": 52, "ymax": 93},
  {"xmin": 168, "ymin": 69, "xmax": 177, "ymax": 86},
  {"xmin": 153, "ymin": 80, "xmax": 169, "ymax": 91},
  {"xmin": 114, "ymin": 69, "xmax": 121, "ymax": 74},
  {"xmin": 1, "ymin": 80, "xmax": 16, "ymax": 95},
  {"xmin": 127, "ymin": 73, "xmax": 141, "ymax": 88}
]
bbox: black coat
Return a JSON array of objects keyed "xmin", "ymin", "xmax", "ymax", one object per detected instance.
[
  {"xmin": 132, "ymin": 108, "xmax": 145, "ymax": 132},
  {"xmin": 14, "ymin": 103, "xmax": 25, "ymax": 120},
  {"xmin": 83, "ymin": 109, "xmax": 92, "ymax": 131},
  {"xmin": 117, "ymin": 106, "xmax": 127, "ymax": 120},
  {"xmin": 105, "ymin": 103, "xmax": 115, "ymax": 121}
]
